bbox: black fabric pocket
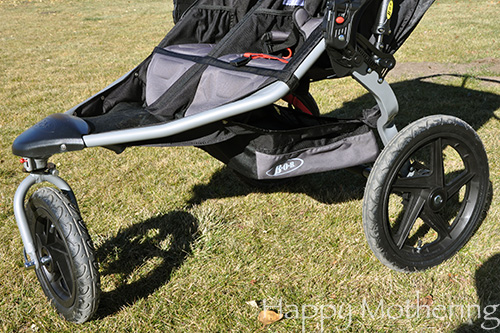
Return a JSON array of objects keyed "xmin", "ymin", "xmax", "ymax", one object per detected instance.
[{"xmin": 202, "ymin": 106, "xmax": 380, "ymax": 180}]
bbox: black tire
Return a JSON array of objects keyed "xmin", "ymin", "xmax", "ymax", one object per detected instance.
[
  {"xmin": 363, "ymin": 115, "xmax": 489, "ymax": 272},
  {"xmin": 27, "ymin": 187, "xmax": 100, "ymax": 323}
]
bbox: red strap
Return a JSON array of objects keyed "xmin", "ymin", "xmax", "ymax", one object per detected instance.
[
  {"xmin": 282, "ymin": 48, "xmax": 292, "ymax": 60},
  {"xmin": 242, "ymin": 52, "xmax": 290, "ymax": 64},
  {"xmin": 282, "ymin": 94, "xmax": 313, "ymax": 115}
]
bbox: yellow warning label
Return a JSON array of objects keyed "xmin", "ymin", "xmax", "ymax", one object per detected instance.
[{"xmin": 387, "ymin": 0, "xmax": 393, "ymax": 20}]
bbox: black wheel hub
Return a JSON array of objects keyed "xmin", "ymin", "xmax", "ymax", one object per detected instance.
[
  {"xmin": 40, "ymin": 246, "xmax": 53, "ymax": 271},
  {"xmin": 428, "ymin": 188, "xmax": 448, "ymax": 212}
]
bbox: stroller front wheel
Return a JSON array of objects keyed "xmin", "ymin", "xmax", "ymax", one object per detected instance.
[
  {"xmin": 27, "ymin": 187, "xmax": 100, "ymax": 323},
  {"xmin": 363, "ymin": 115, "xmax": 489, "ymax": 272}
]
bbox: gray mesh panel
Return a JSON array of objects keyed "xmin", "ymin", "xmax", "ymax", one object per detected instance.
[
  {"xmin": 146, "ymin": 54, "xmax": 196, "ymax": 106},
  {"xmin": 185, "ymin": 54, "xmax": 286, "ymax": 116}
]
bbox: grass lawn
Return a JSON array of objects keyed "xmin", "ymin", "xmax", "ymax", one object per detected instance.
[{"xmin": 0, "ymin": 0, "xmax": 499, "ymax": 331}]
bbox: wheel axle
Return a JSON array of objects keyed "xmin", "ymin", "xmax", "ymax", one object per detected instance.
[
  {"xmin": 40, "ymin": 255, "xmax": 52, "ymax": 266},
  {"xmin": 429, "ymin": 189, "xmax": 448, "ymax": 211}
]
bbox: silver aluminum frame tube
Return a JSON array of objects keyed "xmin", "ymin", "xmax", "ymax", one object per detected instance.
[
  {"xmin": 14, "ymin": 173, "xmax": 74, "ymax": 269},
  {"xmin": 82, "ymin": 39, "xmax": 327, "ymax": 148},
  {"xmin": 352, "ymin": 64, "xmax": 399, "ymax": 146},
  {"xmin": 83, "ymin": 81, "xmax": 289, "ymax": 147}
]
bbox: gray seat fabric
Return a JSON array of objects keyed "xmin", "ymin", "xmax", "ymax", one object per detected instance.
[
  {"xmin": 145, "ymin": 44, "xmax": 214, "ymax": 106},
  {"xmin": 145, "ymin": 44, "xmax": 288, "ymax": 108},
  {"xmin": 163, "ymin": 43, "xmax": 215, "ymax": 56},
  {"xmin": 293, "ymin": 7, "xmax": 322, "ymax": 38},
  {"xmin": 184, "ymin": 53, "xmax": 287, "ymax": 116},
  {"xmin": 145, "ymin": 7, "xmax": 322, "ymax": 110}
]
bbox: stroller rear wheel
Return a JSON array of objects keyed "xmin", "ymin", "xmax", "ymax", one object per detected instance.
[
  {"xmin": 363, "ymin": 115, "xmax": 489, "ymax": 272},
  {"xmin": 27, "ymin": 187, "xmax": 100, "ymax": 323}
]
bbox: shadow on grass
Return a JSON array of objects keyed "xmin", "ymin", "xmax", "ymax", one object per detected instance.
[
  {"xmin": 391, "ymin": 75, "xmax": 500, "ymax": 129},
  {"xmin": 454, "ymin": 253, "xmax": 500, "ymax": 332},
  {"xmin": 331, "ymin": 75, "xmax": 500, "ymax": 130},
  {"xmin": 189, "ymin": 75, "xmax": 500, "ymax": 206},
  {"xmin": 453, "ymin": 182, "xmax": 497, "ymax": 331},
  {"xmin": 94, "ymin": 210, "xmax": 198, "ymax": 319},
  {"xmin": 188, "ymin": 167, "xmax": 367, "ymax": 206}
]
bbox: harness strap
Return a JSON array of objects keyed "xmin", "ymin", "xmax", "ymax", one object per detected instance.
[{"xmin": 242, "ymin": 51, "xmax": 291, "ymax": 63}]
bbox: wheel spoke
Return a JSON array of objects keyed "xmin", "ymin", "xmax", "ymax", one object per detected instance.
[
  {"xmin": 392, "ymin": 175, "xmax": 432, "ymax": 192},
  {"xmin": 49, "ymin": 242, "xmax": 73, "ymax": 295},
  {"xmin": 432, "ymin": 138, "xmax": 445, "ymax": 187},
  {"xmin": 55, "ymin": 261, "xmax": 73, "ymax": 296},
  {"xmin": 420, "ymin": 208, "xmax": 451, "ymax": 239},
  {"xmin": 49, "ymin": 238, "xmax": 69, "ymax": 258},
  {"xmin": 446, "ymin": 170, "xmax": 475, "ymax": 198},
  {"xmin": 46, "ymin": 225, "xmax": 58, "ymax": 246},
  {"xmin": 35, "ymin": 220, "xmax": 49, "ymax": 245},
  {"xmin": 393, "ymin": 193, "xmax": 426, "ymax": 249}
]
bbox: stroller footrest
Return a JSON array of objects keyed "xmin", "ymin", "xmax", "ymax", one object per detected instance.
[{"xmin": 12, "ymin": 113, "xmax": 90, "ymax": 158}]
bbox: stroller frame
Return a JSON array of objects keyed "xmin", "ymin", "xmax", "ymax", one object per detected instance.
[
  {"xmin": 11, "ymin": 0, "xmax": 490, "ymax": 323},
  {"xmin": 14, "ymin": 46, "xmax": 398, "ymax": 270}
]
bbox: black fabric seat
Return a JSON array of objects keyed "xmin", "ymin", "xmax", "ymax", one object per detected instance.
[{"xmin": 82, "ymin": 102, "xmax": 159, "ymax": 134}]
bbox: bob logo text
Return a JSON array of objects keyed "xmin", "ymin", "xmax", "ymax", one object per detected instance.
[{"xmin": 266, "ymin": 158, "xmax": 304, "ymax": 177}]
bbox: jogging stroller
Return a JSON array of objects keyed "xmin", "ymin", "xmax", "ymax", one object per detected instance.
[{"xmin": 11, "ymin": 0, "xmax": 490, "ymax": 323}]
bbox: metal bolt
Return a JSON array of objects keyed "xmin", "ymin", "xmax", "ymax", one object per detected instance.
[
  {"xmin": 60, "ymin": 144, "xmax": 67, "ymax": 151},
  {"xmin": 416, "ymin": 239, "xmax": 423, "ymax": 253},
  {"xmin": 433, "ymin": 195, "xmax": 444, "ymax": 206},
  {"xmin": 40, "ymin": 255, "xmax": 52, "ymax": 266},
  {"xmin": 24, "ymin": 261, "xmax": 36, "ymax": 270},
  {"xmin": 47, "ymin": 163, "xmax": 59, "ymax": 176},
  {"xmin": 377, "ymin": 78, "xmax": 384, "ymax": 84},
  {"xmin": 49, "ymin": 168, "xmax": 59, "ymax": 176},
  {"xmin": 338, "ymin": 34, "xmax": 345, "ymax": 41}
]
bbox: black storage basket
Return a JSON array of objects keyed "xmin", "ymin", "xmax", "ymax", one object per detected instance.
[{"xmin": 202, "ymin": 105, "xmax": 380, "ymax": 180}]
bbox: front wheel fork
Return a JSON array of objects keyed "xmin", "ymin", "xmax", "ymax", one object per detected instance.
[{"xmin": 13, "ymin": 161, "xmax": 77, "ymax": 270}]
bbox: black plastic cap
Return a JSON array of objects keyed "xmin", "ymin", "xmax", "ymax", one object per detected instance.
[{"xmin": 12, "ymin": 113, "xmax": 90, "ymax": 158}]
